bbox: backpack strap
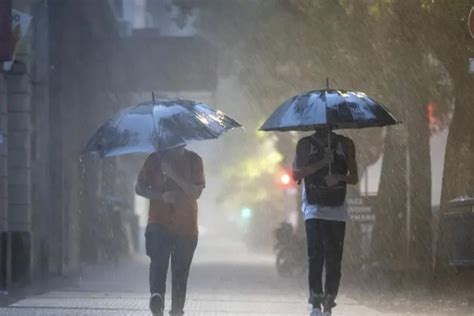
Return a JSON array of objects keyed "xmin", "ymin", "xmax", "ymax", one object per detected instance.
[
  {"xmin": 307, "ymin": 133, "xmax": 335, "ymax": 151},
  {"xmin": 308, "ymin": 133, "xmax": 347, "ymax": 161},
  {"xmin": 306, "ymin": 135, "xmax": 325, "ymax": 154}
]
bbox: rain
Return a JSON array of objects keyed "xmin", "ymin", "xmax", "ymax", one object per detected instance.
[{"xmin": 0, "ymin": 0, "xmax": 473, "ymax": 315}]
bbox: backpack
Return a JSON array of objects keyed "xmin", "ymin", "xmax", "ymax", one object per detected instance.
[{"xmin": 304, "ymin": 134, "xmax": 348, "ymax": 206}]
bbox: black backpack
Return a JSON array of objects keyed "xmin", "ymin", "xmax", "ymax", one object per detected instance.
[{"xmin": 304, "ymin": 134, "xmax": 348, "ymax": 206}]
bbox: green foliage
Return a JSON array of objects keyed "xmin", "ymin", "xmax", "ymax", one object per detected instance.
[{"xmin": 188, "ymin": 0, "xmax": 473, "ymax": 214}]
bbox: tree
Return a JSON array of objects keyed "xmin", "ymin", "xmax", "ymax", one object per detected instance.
[{"xmin": 190, "ymin": 0, "xmax": 472, "ymax": 279}]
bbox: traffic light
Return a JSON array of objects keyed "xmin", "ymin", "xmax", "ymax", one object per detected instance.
[
  {"xmin": 427, "ymin": 101, "xmax": 440, "ymax": 131},
  {"xmin": 240, "ymin": 207, "xmax": 253, "ymax": 219},
  {"xmin": 277, "ymin": 168, "xmax": 294, "ymax": 188},
  {"xmin": 280, "ymin": 172, "xmax": 291, "ymax": 186}
]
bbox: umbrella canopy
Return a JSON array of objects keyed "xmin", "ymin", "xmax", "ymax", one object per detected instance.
[
  {"xmin": 82, "ymin": 98, "xmax": 241, "ymax": 158},
  {"xmin": 260, "ymin": 89, "xmax": 399, "ymax": 132}
]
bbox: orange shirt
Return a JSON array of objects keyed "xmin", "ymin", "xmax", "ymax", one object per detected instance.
[{"xmin": 137, "ymin": 150, "xmax": 205, "ymax": 236}]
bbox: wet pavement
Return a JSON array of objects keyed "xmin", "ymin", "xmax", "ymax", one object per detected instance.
[{"xmin": 0, "ymin": 237, "xmax": 468, "ymax": 315}]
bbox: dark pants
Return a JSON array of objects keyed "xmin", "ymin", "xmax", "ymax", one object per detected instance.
[
  {"xmin": 305, "ymin": 219, "xmax": 346, "ymax": 308},
  {"xmin": 145, "ymin": 224, "xmax": 198, "ymax": 315}
]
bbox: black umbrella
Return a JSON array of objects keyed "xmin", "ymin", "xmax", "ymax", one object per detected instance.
[
  {"xmin": 260, "ymin": 84, "xmax": 399, "ymax": 173},
  {"xmin": 82, "ymin": 97, "xmax": 242, "ymax": 158},
  {"xmin": 260, "ymin": 89, "xmax": 398, "ymax": 132}
]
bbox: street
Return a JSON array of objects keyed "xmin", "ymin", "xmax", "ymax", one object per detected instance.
[
  {"xmin": 0, "ymin": 236, "xmax": 390, "ymax": 316},
  {"xmin": 2, "ymin": 234, "xmax": 471, "ymax": 316}
]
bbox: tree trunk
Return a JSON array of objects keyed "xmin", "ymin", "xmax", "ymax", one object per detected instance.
[
  {"xmin": 372, "ymin": 127, "xmax": 407, "ymax": 268},
  {"xmin": 405, "ymin": 95, "xmax": 432, "ymax": 276},
  {"xmin": 435, "ymin": 72, "xmax": 474, "ymax": 273}
]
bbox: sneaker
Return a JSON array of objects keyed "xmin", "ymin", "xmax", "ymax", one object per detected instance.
[
  {"xmin": 310, "ymin": 308, "xmax": 323, "ymax": 316},
  {"xmin": 149, "ymin": 293, "xmax": 164, "ymax": 316}
]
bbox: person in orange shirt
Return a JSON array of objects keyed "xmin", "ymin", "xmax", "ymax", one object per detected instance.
[{"xmin": 136, "ymin": 145, "xmax": 205, "ymax": 316}]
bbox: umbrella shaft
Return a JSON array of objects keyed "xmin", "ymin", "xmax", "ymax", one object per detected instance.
[{"xmin": 328, "ymin": 129, "xmax": 332, "ymax": 175}]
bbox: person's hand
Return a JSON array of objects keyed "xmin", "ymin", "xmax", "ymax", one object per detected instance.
[
  {"xmin": 163, "ymin": 191, "xmax": 181, "ymax": 204},
  {"xmin": 325, "ymin": 174, "xmax": 341, "ymax": 187}
]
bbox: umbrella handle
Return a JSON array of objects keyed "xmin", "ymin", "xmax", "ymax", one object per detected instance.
[
  {"xmin": 328, "ymin": 129, "xmax": 332, "ymax": 175},
  {"xmin": 326, "ymin": 78, "xmax": 331, "ymax": 175}
]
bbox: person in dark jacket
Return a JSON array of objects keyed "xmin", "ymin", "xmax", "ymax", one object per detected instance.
[{"xmin": 293, "ymin": 128, "xmax": 358, "ymax": 316}]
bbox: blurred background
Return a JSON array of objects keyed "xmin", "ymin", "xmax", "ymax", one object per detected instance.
[{"xmin": 0, "ymin": 0, "xmax": 473, "ymax": 314}]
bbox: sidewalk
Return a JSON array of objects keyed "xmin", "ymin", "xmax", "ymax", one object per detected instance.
[
  {"xmin": 0, "ymin": 238, "xmax": 428, "ymax": 315},
  {"xmin": 0, "ymin": 291, "xmax": 380, "ymax": 316}
]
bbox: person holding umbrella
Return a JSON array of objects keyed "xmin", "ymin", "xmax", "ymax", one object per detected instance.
[
  {"xmin": 82, "ymin": 97, "xmax": 241, "ymax": 316},
  {"xmin": 136, "ymin": 144, "xmax": 204, "ymax": 316},
  {"xmin": 260, "ymin": 87, "xmax": 398, "ymax": 316},
  {"xmin": 292, "ymin": 127, "xmax": 358, "ymax": 316}
]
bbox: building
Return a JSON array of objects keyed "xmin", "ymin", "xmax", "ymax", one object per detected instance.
[{"xmin": 0, "ymin": 0, "xmax": 217, "ymax": 301}]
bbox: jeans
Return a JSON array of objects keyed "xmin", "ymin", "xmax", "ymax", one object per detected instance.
[
  {"xmin": 145, "ymin": 224, "xmax": 198, "ymax": 315},
  {"xmin": 305, "ymin": 219, "xmax": 346, "ymax": 308}
]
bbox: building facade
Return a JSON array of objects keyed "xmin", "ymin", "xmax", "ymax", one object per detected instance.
[{"xmin": 0, "ymin": 0, "xmax": 217, "ymax": 300}]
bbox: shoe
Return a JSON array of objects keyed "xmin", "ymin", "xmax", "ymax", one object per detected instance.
[
  {"xmin": 310, "ymin": 308, "xmax": 323, "ymax": 316},
  {"xmin": 322, "ymin": 303, "xmax": 335, "ymax": 316},
  {"xmin": 149, "ymin": 293, "xmax": 164, "ymax": 316}
]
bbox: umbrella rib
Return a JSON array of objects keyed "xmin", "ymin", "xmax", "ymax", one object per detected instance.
[
  {"xmin": 151, "ymin": 105, "xmax": 163, "ymax": 150},
  {"xmin": 185, "ymin": 105, "xmax": 221, "ymax": 139},
  {"xmin": 95, "ymin": 110, "xmax": 127, "ymax": 157}
]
